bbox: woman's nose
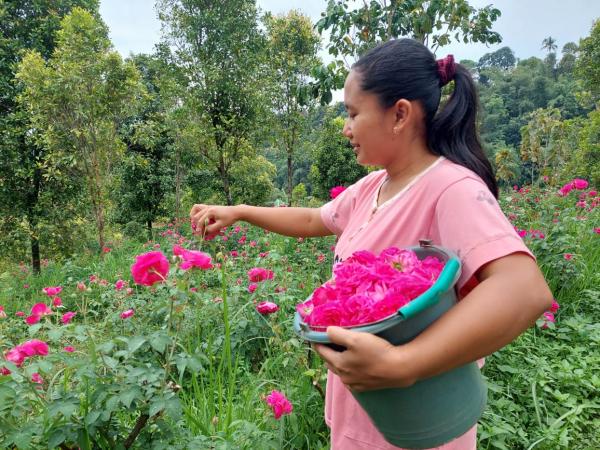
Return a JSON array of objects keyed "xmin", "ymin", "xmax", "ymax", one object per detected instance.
[{"xmin": 342, "ymin": 119, "xmax": 352, "ymax": 138}]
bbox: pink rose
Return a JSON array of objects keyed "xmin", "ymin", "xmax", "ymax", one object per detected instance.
[
  {"xmin": 130, "ymin": 251, "xmax": 170, "ymax": 286},
  {"xmin": 120, "ymin": 309, "xmax": 135, "ymax": 319},
  {"xmin": 61, "ymin": 311, "xmax": 76, "ymax": 325},
  {"xmin": 77, "ymin": 282, "xmax": 86, "ymax": 291},
  {"xmin": 115, "ymin": 279, "xmax": 126, "ymax": 291},
  {"xmin": 550, "ymin": 300, "xmax": 560, "ymax": 313},
  {"xmin": 17, "ymin": 339, "xmax": 49, "ymax": 357},
  {"xmin": 265, "ymin": 390, "xmax": 293, "ymax": 419},
  {"xmin": 52, "ymin": 297, "xmax": 62, "ymax": 307},
  {"xmin": 572, "ymin": 178, "xmax": 588, "ymax": 190},
  {"xmin": 31, "ymin": 372, "xmax": 43, "ymax": 384},
  {"xmin": 256, "ymin": 301, "xmax": 279, "ymax": 315},
  {"xmin": 31, "ymin": 302, "xmax": 51, "ymax": 316},
  {"xmin": 42, "ymin": 286, "xmax": 62, "ymax": 297},
  {"xmin": 0, "ymin": 306, "xmax": 6, "ymax": 319},
  {"xmin": 25, "ymin": 314, "xmax": 41, "ymax": 325},
  {"xmin": 248, "ymin": 283, "xmax": 258, "ymax": 294},
  {"xmin": 329, "ymin": 185, "xmax": 347, "ymax": 199},
  {"xmin": 179, "ymin": 249, "xmax": 213, "ymax": 271},
  {"xmin": 247, "ymin": 267, "xmax": 274, "ymax": 282},
  {"xmin": 5, "ymin": 348, "xmax": 25, "ymax": 366},
  {"xmin": 63, "ymin": 346, "xmax": 75, "ymax": 353}
]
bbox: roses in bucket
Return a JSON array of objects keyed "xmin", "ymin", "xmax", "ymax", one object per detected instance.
[{"xmin": 296, "ymin": 247, "xmax": 444, "ymax": 329}]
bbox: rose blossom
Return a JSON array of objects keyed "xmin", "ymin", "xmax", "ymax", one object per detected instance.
[
  {"xmin": 265, "ymin": 390, "xmax": 293, "ymax": 419},
  {"xmin": 329, "ymin": 185, "xmax": 347, "ymax": 199},
  {"xmin": 120, "ymin": 309, "xmax": 135, "ymax": 319},
  {"xmin": 247, "ymin": 267, "xmax": 274, "ymax": 282},
  {"xmin": 256, "ymin": 301, "xmax": 279, "ymax": 315},
  {"xmin": 42, "ymin": 286, "xmax": 62, "ymax": 297},
  {"xmin": 130, "ymin": 251, "xmax": 169, "ymax": 286},
  {"xmin": 61, "ymin": 311, "xmax": 76, "ymax": 325}
]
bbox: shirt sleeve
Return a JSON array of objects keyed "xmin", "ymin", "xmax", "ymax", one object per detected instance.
[
  {"xmin": 431, "ymin": 177, "xmax": 535, "ymax": 295},
  {"xmin": 319, "ymin": 177, "xmax": 366, "ymax": 236}
]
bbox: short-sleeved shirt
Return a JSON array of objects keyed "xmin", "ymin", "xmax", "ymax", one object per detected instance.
[{"xmin": 319, "ymin": 156, "xmax": 534, "ymax": 450}]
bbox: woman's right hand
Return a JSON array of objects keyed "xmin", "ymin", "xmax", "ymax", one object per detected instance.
[{"xmin": 189, "ymin": 204, "xmax": 240, "ymax": 239}]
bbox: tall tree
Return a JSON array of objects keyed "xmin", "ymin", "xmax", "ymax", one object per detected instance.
[
  {"xmin": 158, "ymin": 0, "xmax": 267, "ymax": 205},
  {"xmin": 311, "ymin": 0, "xmax": 502, "ymax": 102},
  {"xmin": 575, "ymin": 20, "xmax": 600, "ymax": 100},
  {"xmin": 16, "ymin": 7, "xmax": 144, "ymax": 251},
  {"xmin": 541, "ymin": 36, "xmax": 558, "ymax": 54},
  {"xmin": 477, "ymin": 46, "xmax": 516, "ymax": 71},
  {"xmin": 0, "ymin": 0, "xmax": 99, "ymax": 273},
  {"xmin": 265, "ymin": 11, "xmax": 320, "ymax": 205},
  {"xmin": 114, "ymin": 54, "xmax": 176, "ymax": 239}
]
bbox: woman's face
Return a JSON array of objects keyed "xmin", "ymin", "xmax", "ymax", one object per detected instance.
[{"xmin": 342, "ymin": 70, "xmax": 399, "ymax": 167}]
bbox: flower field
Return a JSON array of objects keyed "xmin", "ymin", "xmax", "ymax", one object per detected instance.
[{"xmin": 0, "ymin": 179, "xmax": 598, "ymax": 450}]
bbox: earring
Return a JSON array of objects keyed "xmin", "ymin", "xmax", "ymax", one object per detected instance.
[{"xmin": 393, "ymin": 127, "xmax": 400, "ymax": 135}]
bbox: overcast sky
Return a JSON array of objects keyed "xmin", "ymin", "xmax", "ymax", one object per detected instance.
[{"xmin": 99, "ymin": 0, "xmax": 599, "ymax": 101}]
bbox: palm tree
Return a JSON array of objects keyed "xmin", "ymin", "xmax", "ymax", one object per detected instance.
[{"xmin": 541, "ymin": 36, "xmax": 557, "ymax": 54}]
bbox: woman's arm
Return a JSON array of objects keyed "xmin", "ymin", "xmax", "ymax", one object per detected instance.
[
  {"xmin": 314, "ymin": 252, "xmax": 553, "ymax": 391},
  {"xmin": 190, "ymin": 203, "xmax": 333, "ymax": 238}
]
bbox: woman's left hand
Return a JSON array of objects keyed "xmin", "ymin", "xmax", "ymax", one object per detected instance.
[{"xmin": 313, "ymin": 327, "xmax": 416, "ymax": 392}]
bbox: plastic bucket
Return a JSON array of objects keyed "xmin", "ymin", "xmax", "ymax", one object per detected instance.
[{"xmin": 293, "ymin": 242, "xmax": 487, "ymax": 449}]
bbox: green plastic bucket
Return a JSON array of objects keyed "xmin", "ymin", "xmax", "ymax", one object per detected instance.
[{"xmin": 293, "ymin": 242, "xmax": 487, "ymax": 449}]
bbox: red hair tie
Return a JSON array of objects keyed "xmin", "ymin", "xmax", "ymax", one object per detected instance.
[{"xmin": 436, "ymin": 54, "xmax": 455, "ymax": 87}]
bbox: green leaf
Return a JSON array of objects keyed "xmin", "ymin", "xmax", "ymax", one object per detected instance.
[
  {"xmin": 149, "ymin": 332, "xmax": 171, "ymax": 353},
  {"xmin": 127, "ymin": 336, "xmax": 147, "ymax": 354},
  {"xmin": 120, "ymin": 386, "xmax": 142, "ymax": 409},
  {"xmin": 149, "ymin": 398, "xmax": 166, "ymax": 417},
  {"xmin": 48, "ymin": 429, "xmax": 67, "ymax": 448}
]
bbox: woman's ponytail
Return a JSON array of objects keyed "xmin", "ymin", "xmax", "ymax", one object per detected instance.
[
  {"xmin": 352, "ymin": 39, "xmax": 498, "ymax": 198},
  {"xmin": 428, "ymin": 63, "xmax": 499, "ymax": 198}
]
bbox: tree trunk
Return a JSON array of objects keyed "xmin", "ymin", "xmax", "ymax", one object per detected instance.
[
  {"xmin": 287, "ymin": 152, "xmax": 293, "ymax": 206},
  {"xmin": 30, "ymin": 234, "xmax": 41, "ymax": 275},
  {"xmin": 219, "ymin": 154, "xmax": 233, "ymax": 205},
  {"xmin": 147, "ymin": 219, "xmax": 153, "ymax": 240},
  {"xmin": 28, "ymin": 161, "xmax": 42, "ymax": 275},
  {"xmin": 175, "ymin": 147, "xmax": 181, "ymax": 223}
]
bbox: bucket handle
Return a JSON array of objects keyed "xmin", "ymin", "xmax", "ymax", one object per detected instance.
[{"xmin": 397, "ymin": 257, "xmax": 460, "ymax": 320}]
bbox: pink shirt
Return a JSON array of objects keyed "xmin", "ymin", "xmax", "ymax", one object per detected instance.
[{"xmin": 319, "ymin": 157, "xmax": 534, "ymax": 450}]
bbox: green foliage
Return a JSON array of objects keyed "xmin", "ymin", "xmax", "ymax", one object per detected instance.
[
  {"xmin": 477, "ymin": 47, "xmax": 516, "ymax": 71},
  {"xmin": 15, "ymin": 7, "xmax": 145, "ymax": 250},
  {"xmin": 310, "ymin": 0, "xmax": 501, "ymax": 102},
  {"xmin": 310, "ymin": 114, "xmax": 367, "ymax": 199},
  {"xmin": 158, "ymin": 0, "xmax": 268, "ymax": 205},
  {"xmin": 264, "ymin": 10, "xmax": 321, "ymax": 205},
  {"xmin": 0, "ymin": 0, "xmax": 100, "ymax": 272},
  {"xmin": 113, "ymin": 54, "xmax": 177, "ymax": 237},
  {"xmin": 229, "ymin": 152, "xmax": 277, "ymax": 206},
  {"xmin": 575, "ymin": 20, "xmax": 600, "ymax": 100}
]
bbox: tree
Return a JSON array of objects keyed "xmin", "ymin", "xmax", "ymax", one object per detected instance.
[
  {"xmin": 519, "ymin": 108, "xmax": 568, "ymax": 183},
  {"xmin": 265, "ymin": 11, "xmax": 320, "ymax": 205},
  {"xmin": 16, "ymin": 7, "xmax": 144, "ymax": 251},
  {"xmin": 158, "ymin": 0, "xmax": 267, "ymax": 205},
  {"xmin": 310, "ymin": 0, "xmax": 502, "ymax": 101},
  {"xmin": 310, "ymin": 112, "xmax": 367, "ymax": 199},
  {"xmin": 0, "ymin": 0, "xmax": 99, "ymax": 273},
  {"xmin": 575, "ymin": 20, "xmax": 600, "ymax": 99},
  {"xmin": 113, "ymin": 53, "xmax": 177, "ymax": 239},
  {"xmin": 541, "ymin": 36, "xmax": 557, "ymax": 54},
  {"xmin": 477, "ymin": 46, "xmax": 516, "ymax": 71}
]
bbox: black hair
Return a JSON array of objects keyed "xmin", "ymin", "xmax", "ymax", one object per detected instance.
[{"xmin": 352, "ymin": 39, "xmax": 499, "ymax": 198}]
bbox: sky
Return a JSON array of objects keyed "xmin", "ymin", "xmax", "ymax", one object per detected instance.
[{"xmin": 99, "ymin": 0, "xmax": 600, "ymax": 101}]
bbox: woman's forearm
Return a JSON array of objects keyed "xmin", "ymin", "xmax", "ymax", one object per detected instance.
[
  {"xmin": 394, "ymin": 253, "xmax": 553, "ymax": 384},
  {"xmin": 235, "ymin": 204, "xmax": 332, "ymax": 238}
]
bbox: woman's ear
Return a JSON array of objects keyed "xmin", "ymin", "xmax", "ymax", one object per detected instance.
[{"xmin": 392, "ymin": 99, "xmax": 412, "ymax": 134}]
